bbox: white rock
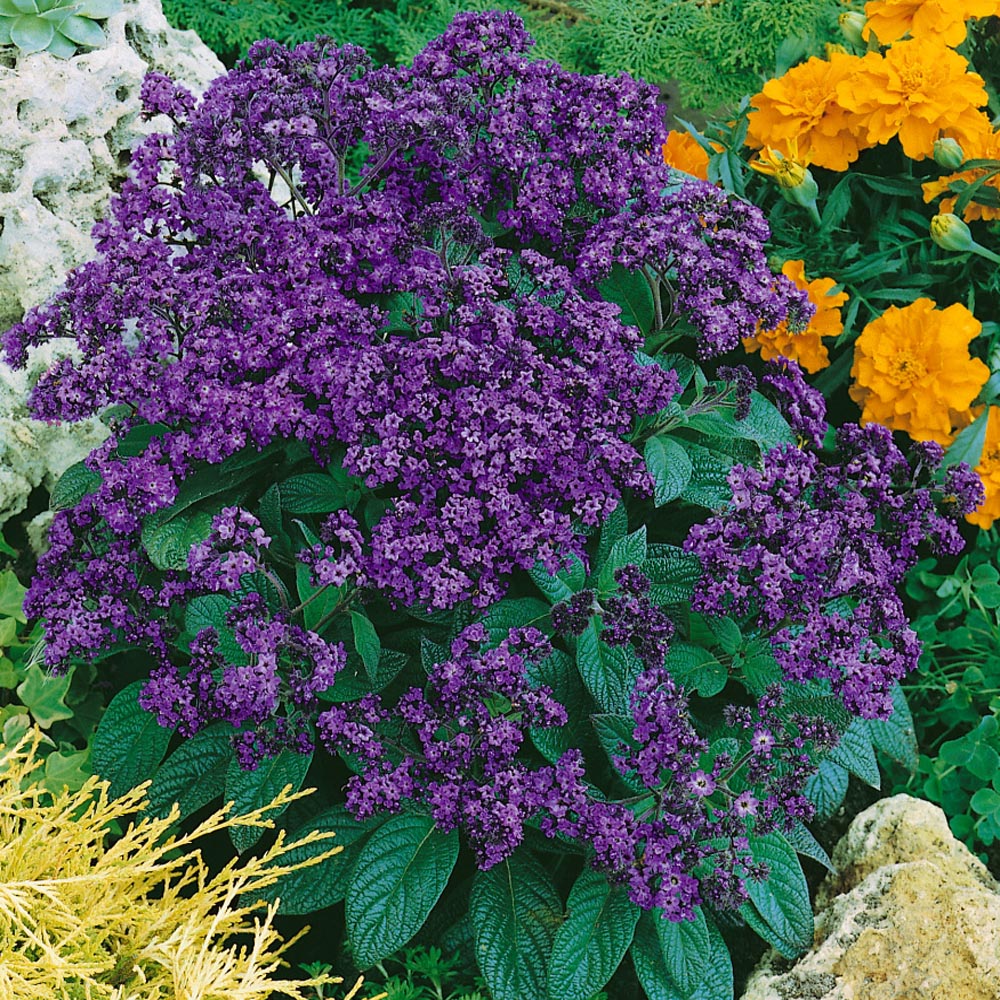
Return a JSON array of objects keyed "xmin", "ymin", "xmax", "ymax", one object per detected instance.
[
  {"xmin": 0, "ymin": 0, "xmax": 224, "ymax": 534},
  {"xmin": 741, "ymin": 794, "xmax": 1000, "ymax": 1000}
]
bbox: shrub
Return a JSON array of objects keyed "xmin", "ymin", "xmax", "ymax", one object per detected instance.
[
  {"xmin": 0, "ymin": 727, "xmax": 378, "ymax": 999},
  {"xmin": 2, "ymin": 13, "xmax": 980, "ymax": 1000}
]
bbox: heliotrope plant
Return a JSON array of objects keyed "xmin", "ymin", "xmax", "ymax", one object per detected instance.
[{"xmin": 2, "ymin": 12, "xmax": 982, "ymax": 1000}]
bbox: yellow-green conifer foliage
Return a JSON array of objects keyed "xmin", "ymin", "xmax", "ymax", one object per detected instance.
[{"xmin": 0, "ymin": 728, "xmax": 381, "ymax": 1000}]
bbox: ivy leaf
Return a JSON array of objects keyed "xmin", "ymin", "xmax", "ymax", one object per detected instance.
[
  {"xmin": 15, "ymin": 662, "xmax": 75, "ymax": 728},
  {"xmin": 547, "ymin": 868, "xmax": 639, "ymax": 1000},
  {"xmin": 91, "ymin": 681, "xmax": 174, "ymax": 800},
  {"xmin": 470, "ymin": 852, "xmax": 563, "ymax": 1000},
  {"xmin": 0, "ymin": 570, "xmax": 27, "ymax": 623},
  {"xmin": 346, "ymin": 814, "xmax": 459, "ymax": 968},
  {"xmin": 224, "ymin": 748, "xmax": 313, "ymax": 853},
  {"xmin": 144, "ymin": 722, "xmax": 234, "ymax": 821},
  {"xmin": 644, "ymin": 436, "xmax": 693, "ymax": 507},
  {"xmin": 741, "ymin": 832, "xmax": 814, "ymax": 958}
]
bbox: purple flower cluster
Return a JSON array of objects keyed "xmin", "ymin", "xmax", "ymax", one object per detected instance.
[
  {"xmin": 683, "ymin": 424, "xmax": 983, "ymax": 717},
  {"xmin": 139, "ymin": 591, "xmax": 346, "ymax": 765},
  {"xmin": 317, "ymin": 623, "xmax": 568, "ymax": 867},
  {"xmin": 4, "ymin": 12, "xmax": 803, "ymax": 625},
  {"xmin": 759, "ymin": 356, "xmax": 828, "ymax": 448}
]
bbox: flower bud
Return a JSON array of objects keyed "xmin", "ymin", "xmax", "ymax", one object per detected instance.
[
  {"xmin": 933, "ymin": 137, "xmax": 965, "ymax": 171},
  {"xmin": 930, "ymin": 213, "xmax": 1000, "ymax": 264},
  {"xmin": 751, "ymin": 148, "xmax": 821, "ymax": 226},
  {"xmin": 838, "ymin": 11, "xmax": 866, "ymax": 47}
]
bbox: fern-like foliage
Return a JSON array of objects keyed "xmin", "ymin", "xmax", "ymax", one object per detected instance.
[
  {"xmin": 161, "ymin": 0, "xmax": 376, "ymax": 66},
  {"xmin": 160, "ymin": 0, "xmax": 844, "ymax": 110}
]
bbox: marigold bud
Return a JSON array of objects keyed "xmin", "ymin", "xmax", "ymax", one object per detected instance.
[
  {"xmin": 930, "ymin": 213, "xmax": 1000, "ymax": 264},
  {"xmin": 932, "ymin": 137, "xmax": 965, "ymax": 171},
  {"xmin": 838, "ymin": 11, "xmax": 866, "ymax": 47}
]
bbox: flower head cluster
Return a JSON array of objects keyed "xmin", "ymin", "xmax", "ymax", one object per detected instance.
[
  {"xmin": 862, "ymin": 0, "xmax": 1000, "ymax": 47},
  {"xmin": 746, "ymin": 38, "xmax": 991, "ymax": 168},
  {"xmin": 849, "ymin": 298, "xmax": 989, "ymax": 444},
  {"xmin": 317, "ymin": 623, "xmax": 567, "ymax": 868},
  {"xmin": 683, "ymin": 424, "xmax": 982, "ymax": 717},
  {"xmin": 760, "ymin": 357, "xmax": 828, "ymax": 449},
  {"xmin": 188, "ymin": 507, "xmax": 272, "ymax": 593},
  {"xmin": 140, "ymin": 592, "xmax": 346, "ymax": 765},
  {"xmin": 3, "ymin": 13, "xmax": 800, "ymax": 631},
  {"xmin": 744, "ymin": 259, "xmax": 848, "ymax": 373}
]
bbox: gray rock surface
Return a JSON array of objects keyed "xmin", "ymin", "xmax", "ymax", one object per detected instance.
[
  {"xmin": 0, "ymin": 0, "xmax": 224, "ymax": 532},
  {"xmin": 741, "ymin": 794, "xmax": 1000, "ymax": 1000}
]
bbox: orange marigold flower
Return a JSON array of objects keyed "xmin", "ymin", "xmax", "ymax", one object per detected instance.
[
  {"xmin": 967, "ymin": 406, "xmax": 1000, "ymax": 529},
  {"xmin": 836, "ymin": 40, "xmax": 989, "ymax": 160},
  {"xmin": 849, "ymin": 298, "xmax": 989, "ymax": 444},
  {"xmin": 745, "ymin": 52, "xmax": 873, "ymax": 172},
  {"xmin": 662, "ymin": 131, "xmax": 713, "ymax": 180},
  {"xmin": 922, "ymin": 121, "xmax": 1000, "ymax": 221},
  {"xmin": 744, "ymin": 260, "xmax": 848, "ymax": 373},
  {"xmin": 862, "ymin": 0, "xmax": 1000, "ymax": 47}
]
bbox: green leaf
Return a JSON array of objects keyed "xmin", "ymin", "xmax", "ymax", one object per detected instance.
[
  {"xmin": 598, "ymin": 264, "xmax": 655, "ymax": 336},
  {"xmin": 224, "ymin": 747, "xmax": 313, "ymax": 852},
  {"xmin": 346, "ymin": 814, "xmax": 459, "ymax": 967},
  {"xmin": 656, "ymin": 905, "xmax": 712, "ymax": 995},
  {"xmin": 530, "ymin": 553, "xmax": 587, "ymax": 604},
  {"xmin": 470, "ymin": 853, "xmax": 563, "ymax": 1000},
  {"xmin": 644, "ymin": 436, "xmax": 693, "ymax": 507},
  {"xmin": 55, "ymin": 11, "xmax": 105, "ymax": 45},
  {"xmin": 91, "ymin": 680, "xmax": 174, "ymax": 800},
  {"xmin": 576, "ymin": 622, "xmax": 643, "ymax": 714},
  {"xmin": 350, "ymin": 611, "xmax": 382, "ymax": 680},
  {"xmin": 741, "ymin": 832, "xmax": 813, "ymax": 958},
  {"xmin": 41, "ymin": 747, "xmax": 91, "ymax": 795},
  {"xmin": 642, "ymin": 545, "xmax": 702, "ymax": 604},
  {"xmin": 74, "ymin": 0, "xmax": 121, "ymax": 15},
  {"xmin": 803, "ymin": 758, "xmax": 849, "ymax": 820},
  {"xmin": 50, "ymin": 461, "xmax": 101, "ymax": 511},
  {"xmin": 678, "ymin": 441, "xmax": 732, "ymax": 509},
  {"xmin": 184, "ymin": 594, "xmax": 246, "ymax": 664},
  {"xmin": 295, "ymin": 562, "xmax": 345, "ymax": 632},
  {"xmin": 10, "ymin": 13, "xmax": 53, "ymax": 51},
  {"xmin": 144, "ymin": 723, "xmax": 234, "ymax": 821},
  {"xmin": 548, "ymin": 868, "xmax": 639, "ymax": 1000},
  {"xmin": 662, "ymin": 642, "xmax": 727, "ymax": 698},
  {"xmin": 141, "ymin": 510, "xmax": 214, "ymax": 572},
  {"xmin": 254, "ymin": 806, "xmax": 379, "ymax": 915},
  {"xmin": 0, "ymin": 570, "xmax": 27, "ymax": 624},
  {"xmin": 828, "ymin": 718, "xmax": 880, "ymax": 789},
  {"xmin": 15, "ymin": 662, "xmax": 74, "ymax": 728},
  {"xmin": 595, "ymin": 503, "xmax": 629, "ymax": 571},
  {"xmin": 631, "ymin": 910, "xmax": 732, "ymax": 1000},
  {"xmin": 592, "ymin": 713, "xmax": 644, "ymax": 791},
  {"xmin": 598, "ymin": 526, "xmax": 647, "ymax": 591},
  {"xmin": 279, "ymin": 473, "xmax": 352, "ymax": 515},
  {"xmin": 737, "ymin": 392, "xmax": 797, "ymax": 452},
  {"xmin": 481, "ymin": 597, "xmax": 551, "ymax": 645},
  {"xmin": 945, "ymin": 408, "xmax": 989, "ymax": 469}
]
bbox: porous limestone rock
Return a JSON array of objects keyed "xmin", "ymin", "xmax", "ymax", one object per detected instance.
[
  {"xmin": 0, "ymin": 0, "xmax": 224, "ymax": 330},
  {"xmin": 0, "ymin": 0, "xmax": 224, "ymax": 533},
  {"xmin": 740, "ymin": 794, "xmax": 1000, "ymax": 1000}
]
